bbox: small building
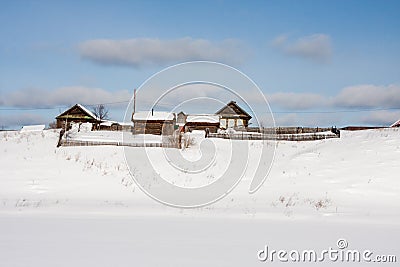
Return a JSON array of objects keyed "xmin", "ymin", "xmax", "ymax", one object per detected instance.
[
  {"xmin": 215, "ymin": 101, "xmax": 252, "ymax": 129},
  {"xmin": 55, "ymin": 104, "xmax": 99, "ymax": 129},
  {"xmin": 20, "ymin": 125, "xmax": 45, "ymax": 133},
  {"xmin": 99, "ymin": 120, "xmax": 114, "ymax": 131},
  {"xmin": 176, "ymin": 111, "xmax": 187, "ymax": 126},
  {"xmin": 185, "ymin": 115, "xmax": 220, "ymax": 133},
  {"xmin": 391, "ymin": 119, "xmax": 400, "ymax": 128},
  {"xmin": 132, "ymin": 111, "xmax": 176, "ymax": 135},
  {"xmin": 99, "ymin": 121, "xmax": 133, "ymax": 131},
  {"xmin": 112, "ymin": 122, "xmax": 133, "ymax": 131}
]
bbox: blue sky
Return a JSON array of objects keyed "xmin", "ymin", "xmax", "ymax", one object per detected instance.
[{"xmin": 1, "ymin": 0, "xmax": 400, "ymax": 128}]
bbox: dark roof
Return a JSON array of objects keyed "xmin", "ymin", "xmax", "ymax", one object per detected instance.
[
  {"xmin": 391, "ymin": 119, "xmax": 400, "ymax": 127},
  {"xmin": 340, "ymin": 126, "xmax": 386, "ymax": 131},
  {"xmin": 56, "ymin": 104, "xmax": 99, "ymax": 121},
  {"xmin": 215, "ymin": 101, "xmax": 252, "ymax": 119}
]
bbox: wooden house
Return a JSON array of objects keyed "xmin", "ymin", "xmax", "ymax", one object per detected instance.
[
  {"xmin": 56, "ymin": 104, "xmax": 99, "ymax": 129},
  {"xmin": 184, "ymin": 115, "xmax": 220, "ymax": 133},
  {"xmin": 132, "ymin": 111, "xmax": 176, "ymax": 135},
  {"xmin": 215, "ymin": 101, "xmax": 252, "ymax": 129}
]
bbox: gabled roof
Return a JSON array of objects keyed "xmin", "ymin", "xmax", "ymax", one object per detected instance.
[
  {"xmin": 56, "ymin": 104, "xmax": 99, "ymax": 121},
  {"xmin": 215, "ymin": 101, "xmax": 252, "ymax": 119},
  {"xmin": 132, "ymin": 111, "xmax": 174, "ymax": 121},
  {"xmin": 391, "ymin": 119, "xmax": 400, "ymax": 127},
  {"xmin": 76, "ymin": 104, "xmax": 98, "ymax": 120}
]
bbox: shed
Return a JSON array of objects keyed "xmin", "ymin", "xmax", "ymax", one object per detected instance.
[
  {"xmin": 185, "ymin": 115, "xmax": 220, "ymax": 133},
  {"xmin": 215, "ymin": 101, "xmax": 252, "ymax": 129},
  {"xmin": 99, "ymin": 121, "xmax": 133, "ymax": 131},
  {"xmin": 99, "ymin": 120, "xmax": 115, "ymax": 130},
  {"xmin": 56, "ymin": 104, "xmax": 99, "ymax": 129},
  {"xmin": 20, "ymin": 125, "xmax": 45, "ymax": 133},
  {"xmin": 176, "ymin": 111, "xmax": 187, "ymax": 127},
  {"xmin": 113, "ymin": 122, "xmax": 133, "ymax": 132},
  {"xmin": 132, "ymin": 111, "xmax": 176, "ymax": 135}
]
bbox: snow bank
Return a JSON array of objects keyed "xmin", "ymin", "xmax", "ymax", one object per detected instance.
[
  {"xmin": 1, "ymin": 127, "xmax": 399, "ymax": 266},
  {"xmin": 1, "ymin": 127, "xmax": 399, "ymax": 219},
  {"xmin": 20, "ymin": 124, "xmax": 45, "ymax": 132}
]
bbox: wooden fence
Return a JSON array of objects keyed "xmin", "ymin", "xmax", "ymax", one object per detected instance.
[
  {"xmin": 208, "ymin": 132, "xmax": 339, "ymax": 141},
  {"xmin": 60, "ymin": 139, "xmax": 177, "ymax": 148},
  {"xmin": 60, "ymin": 131, "xmax": 340, "ymax": 148},
  {"xmin": 247, "ymin": 127, "xmax": 332, "ymax": 134}
]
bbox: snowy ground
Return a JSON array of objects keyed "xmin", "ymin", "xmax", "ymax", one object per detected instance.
[{"xmin": 0, "ymin": 128, "xmax": 399, "ymax": 266}]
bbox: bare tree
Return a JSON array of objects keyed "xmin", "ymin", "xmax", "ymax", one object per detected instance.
[
  {"xmin": 48, "ymin": 121, "xmax": 58, "ymax": 129},
  {"xmin": 92, "ymin": 104, "xmax": 109, "ymax": 121}
]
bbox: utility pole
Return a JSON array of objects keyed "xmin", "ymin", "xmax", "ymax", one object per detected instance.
[
  {"xmin": 131, "ymin": 88, "xmax": 137, "ymax": 122},
  {"xmin": 133, "ymin": 88, "xmax": 137, "ymax": 114}
]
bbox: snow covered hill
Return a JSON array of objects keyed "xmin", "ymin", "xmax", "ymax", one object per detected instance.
[{"xmin": 0, "ymin": 128, "xmax": 399, "ymax": 266}]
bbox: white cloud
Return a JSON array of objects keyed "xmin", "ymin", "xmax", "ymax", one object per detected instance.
[
  {"xmin": 265, "ymin": 84, "xmax": 400, "ymax": 111},
  {"xmin": 1, "ymin": 86, "xmax": 131, "ymax": 108},
  {"xmin": 272, "ymin": 113, "xmax": 343, "ymax": 127},
  {"xmin": 0, "ymin": 113, "xmax": 47, "ymax": 128},
  {"xmin": 272, "ymin": 33, "xmax": 332, "ymax": 63},
  {"xmin": 2, "ymin": 83, "xmax": 400, "ymax": 127},
  {"xmin": 360, "ymin": 110, "xmax": 400, "ymax": 126},
  {"xmin": 270, "ymin": 34, "xmax": 288, "ymax": 47},
  {"xmin": 273, "ymin": 113, "xmax": 298, "ymax": 126},
  {"xmin": 79, "ymin": 38, "xmax": 245, "ymax": 67},
  {"xmin": 333, "ymin": 84, "xmax": 400, "ymax": 108},
  {"xmin": 267, "ymin": 92, "xmax": 327, "ymax": 110},
  {"xmin": 0, "ymin": 86, "xmax": 133, "ymax": 128}
]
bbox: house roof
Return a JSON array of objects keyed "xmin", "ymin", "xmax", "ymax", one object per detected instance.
[
  {"xmin": 186, "ymin": 114, "xmax": 220, "ymax": 123},
  {"xmin": 132, "ymin": 111, "xmax": 174, "ymax": 121},
  {"xmin": 118, "ymin": 122, "xmax": 134, "ymax": 126},
  {"xmin": 76, "ymin": 104, "xmax": 98, "ymax": 120},
  {"xmin": 100, "ymin": 120, "xmax": 116, "ymax": 127},
  {"xmin": 391, "ymin": 119, "xmax": 400, "ymax": 127},
  {"xmin": 20, "ymin": 125, "xmax": 45, "ymax": 132},
  {"xmin": 215, "ymin": 101, "xmax": 252, "ymax": 119},
  {"xmin": 56, "ymin": 104, "xmax": 99, "ymax": 121},
  {"xmin": 100, "ymin": 120, "xmax": 133, "ymax": 127}
]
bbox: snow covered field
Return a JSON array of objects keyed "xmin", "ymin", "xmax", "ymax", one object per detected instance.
[{"xmin": 0, "ymin": 128, "xmax": 399, "ymax": 266}]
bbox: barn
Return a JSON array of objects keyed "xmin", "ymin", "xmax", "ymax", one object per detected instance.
[
  {"xmin": 132, "ymin": 111, "xmax": 176, "ymax": 135},
  {"xmin": 184, "ymin": 115, "xmax": 220, "ymax": 133},
  {"xmin": 99, "ymin": 121, "xmax": 133, "ymax": 131},
  {"xmin": 56, "ymin": 104, "xmax": 99, "ymax": 129},
  {"xmin": 215, "ymin": 101, "xmax": 252, "ymax": 129}
]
